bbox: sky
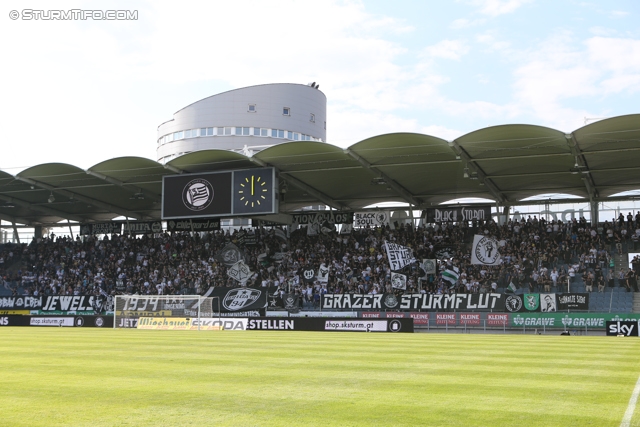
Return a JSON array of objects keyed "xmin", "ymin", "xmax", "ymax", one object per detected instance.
[{"xmin": 1, "ymin": 0, "xmax": 638, "ymax": 175}]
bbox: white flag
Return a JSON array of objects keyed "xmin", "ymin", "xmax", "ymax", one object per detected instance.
[
  {"xmin": 470, "ymin": 235, "xmax": 502, "ymax": 266},
  {"xmin": 316, "ymin": 263, "xmax": 329, "ymax": 283},
  {"xmin": 384, "ymin": 242, "xmax": 416, "ymax": 271},
  {"xmin": 391, "ymin": 272, "xmax": 407, "ymax": 290},
  {"xmin": 227, "ymin": 261, "xmax": 252, "ymax": 284}
]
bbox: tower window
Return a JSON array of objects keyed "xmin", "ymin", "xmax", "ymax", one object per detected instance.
[
  {"xmin": 248, "ymin": 104, "xmax": 256, "ymax": 112},
  {"xmin": 283, "ymin": 107, "xmax": 290, "ymax": 116}
]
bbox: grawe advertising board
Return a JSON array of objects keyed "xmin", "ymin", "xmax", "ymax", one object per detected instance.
[{"xmin": 510, "ymin": 313, "xmax": 640, "ymax": 328}]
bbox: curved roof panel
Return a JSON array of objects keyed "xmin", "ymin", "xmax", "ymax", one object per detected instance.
[{"xmin": 0, "ymin": 114, "xmax": 639, "ymax": 227}]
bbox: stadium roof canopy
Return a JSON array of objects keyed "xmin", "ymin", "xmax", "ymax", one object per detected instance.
[{"xmin": 0, "ymin": 114, "xmax": 639, "ymax": 227}]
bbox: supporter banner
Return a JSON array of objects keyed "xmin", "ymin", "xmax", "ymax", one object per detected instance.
[
  {"xmin": 79, "ymin": 222, "xmax": 122, "ymax": 235},
  {"xmin": 504, "ymin": 293, "xmax": 588, "ymax": 313},
  {"xmin": 291, "ymin": 211, "xmax": 353, "ymax": 225},
  {"xmin": 434, "ymin": 245, "xmax": 457, "ymax": 260},
  {"xmin": 556, "ymin": 293, "xmax": 589, "ymax": 310},
  {"xmin": 246, "ymin": 317, "xmax": 413, "ymax": 333},
  {"xmin": 0, "ymin": 296, "xmax": 43, "ymax": 310},
  {"xmin": 122, "ymin": 221, "xmax": 163, "ymax": 235},
  {"xmin": 302, "ymin": 268, "xmax": 315, "ymax": 283},
  {"xmin": 510, "ymin": 313, "xmax": 640, "ymax": 328},
  {"xmin": 606, "ymin": 321, "xmax": 639, "ymax": 336},
  {"xmin": 210, "ymin": 287, "xmax": 273, "ymax": 313},
  {"xmin": 322, "ymin": 293, "xmax": 504, "ymax": 311},
  {"xmin": 316, "ymin": 263, "xmax": 329, "ymax": 283},
  {"xmin": 471, "ymin": 235, "xmax": 501, "ymax": 266},
  {"xmin": 422, "ymin": 259, "xmax": 436, "ymax": 275},
  {"xmin": 385, "ymin": 242, "xmax": 416, "ymax": 271},
  {"xmin": 0, "ymin": 315, "xmax": 113, "ymax": 327},
  {"xmin": 353, "ymin": 211, "xmax": 389, "ymax": 228},
  {"xmin": 215, "ymin": 243, "xmax": 245, "ymax": 267},
  {"xmin": 391, "ymin": 272, "xmax": 407, "ymax": 290},
  {"xmin": 282, "ymin": 294, "xmax": 299, "ymax": 311},
  {"xmin": 227, "ymin": 261, "xmax": 252, "ymax": 284},
  {"xmin": 41, "ymin": 295, "xmax": 114, "ymax": 314},
  {"xmin": 424, "ymin": 205, "xmax": 491, "ymax": 223},
  {"xmin": 166, "ymin": 218, "xmax": 221, "ymax": 232}
]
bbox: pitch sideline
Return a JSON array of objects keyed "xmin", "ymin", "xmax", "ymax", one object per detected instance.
[{"xmin": 621, "ymin": 374, "xmax": 640, "ymax": 427}]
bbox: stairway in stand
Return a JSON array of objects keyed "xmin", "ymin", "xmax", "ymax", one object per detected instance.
[{"xmin": 614, "ymin": 254, "xmax": 628, "ymax": 274}]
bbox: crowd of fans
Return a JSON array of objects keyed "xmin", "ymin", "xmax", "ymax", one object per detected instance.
[{"xmin": 1, "ymin": 213, "xmax": 640, "ymax": 303}]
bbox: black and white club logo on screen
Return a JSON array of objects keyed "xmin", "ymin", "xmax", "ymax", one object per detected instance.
[
  {"xmin": 389, "ymin": 319, "xmax": 402, "ymax": 332},
  {"xmin": 94, "ymin": 317, "xmax": 104, "ymax": 327},
  {"xmin": 75, "ymin": 317, "xmax": 84, "ymax": 327},
  {"xmin": 182, "ymin": 179, "xmax": 214, "ymax": 211}
]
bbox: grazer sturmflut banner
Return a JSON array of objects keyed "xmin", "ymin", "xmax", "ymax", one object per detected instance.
[
  {"xmin": 424, "ymin": 205, "xmax": 491, "ymax": 223},
  {"xmin": 321, "ymin": 293, "xmax": 505, "ymax": 311}
]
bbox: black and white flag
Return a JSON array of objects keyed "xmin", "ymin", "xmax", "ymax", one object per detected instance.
[
  {"xmin": 422, "ymin": 259, "xmax": 436, "ymax": 275},
  {"xmin": 282, "ymin": 293, "xmax": 299, "ymax": 312},
  {"xmin": 384, "ymin": 242, "xmax": 416, "ymax": 271},
  {"xmin": 316, "ymin": 263, "xmax": 329, "ymax": 283},
  {"xmin": 227, "ymin": 261, "xmax": 252, "ymax": 284},
  {"xmin": 302, "ymin": 268, "xmax": 316, "ymax": 283},
  {"xmin": 391, "ymin": 272, "xmax": 407, "ymax": 290},
  {"xmin": 215, "ymin": 243, "xmax": 245, "ymax": 267},
  {"xmin": 470, "ymin": 235, "xmax": 501, "ymax": 266}
]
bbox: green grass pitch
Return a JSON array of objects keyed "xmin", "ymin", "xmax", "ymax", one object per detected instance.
[{"xmin": 1, "ymin": 328, "xmax": 639, "ymax": 427}]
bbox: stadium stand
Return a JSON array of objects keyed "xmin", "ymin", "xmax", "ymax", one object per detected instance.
[{"xmin": 0, "ymin": 214, "xmax": 637, "ymax": 313}]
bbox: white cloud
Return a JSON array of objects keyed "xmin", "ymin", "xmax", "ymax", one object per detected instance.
[
  {"xmin": 610, "ymin": 10, "xmax": 629, "ymax": 18},
  {"xmin": 511, "ymin": 33, "xmax": 640, "ymax": 130},
  {"xmin": 467, "ymin": 0, "xmax": 533, "ymax": 17},
  {"xmin": 423, "ymin": 39, "xmax": 470, "ymax": 60}
]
